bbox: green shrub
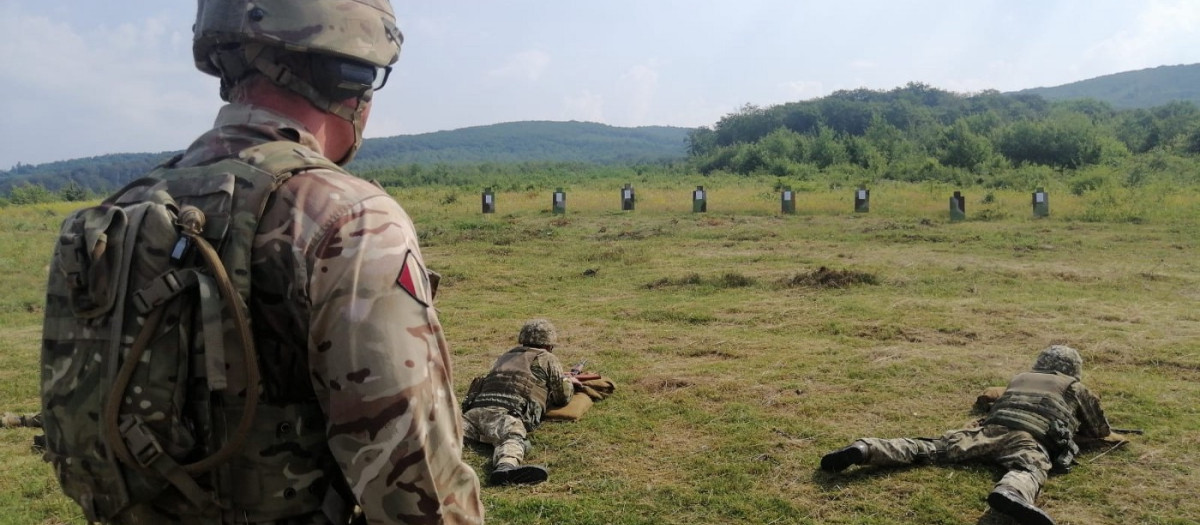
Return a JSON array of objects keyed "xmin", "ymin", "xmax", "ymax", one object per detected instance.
[{"xmin": 8, "ymin": 184, "xmax": 57, "ymax": 205}]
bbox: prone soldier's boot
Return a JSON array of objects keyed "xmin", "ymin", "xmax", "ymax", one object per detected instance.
[
  {"xmin": 489, "ymin": 463, "xmax": 549, "ymax": 486},
  {"xmin": 987, "ymin": 487, "xmax": 1055, "ymax": 525},
  {"xmin": 820, "ymin": 441, "xmax": 869, "ymax": 472}
]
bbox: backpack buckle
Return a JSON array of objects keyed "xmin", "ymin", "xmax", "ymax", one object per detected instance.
[
  {"xmin": 131, "ymin": 269, "xmax": 190, "ymax": 314},
  {"xmin": 118, "ymin": 416, "xmax": 164, "ymax": 468}
]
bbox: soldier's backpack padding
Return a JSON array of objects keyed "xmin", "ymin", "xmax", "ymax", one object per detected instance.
[{"xmin": 40, "ymin": 142, "xmax": 340, "ymax": 522}]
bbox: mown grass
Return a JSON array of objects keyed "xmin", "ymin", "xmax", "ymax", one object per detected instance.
[{"xmin": 1, "ymin": 180, "xmax": 1198, "ymax": 524}]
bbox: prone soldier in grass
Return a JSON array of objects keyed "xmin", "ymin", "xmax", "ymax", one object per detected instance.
[
  {"xmin": 460, "ymin": 319, "xmax": 581, "ymax": 486},
  {"xmin": 0, "ymin": 412, "xmax": 40, "ymax": 429},
  {"xmin": 820, "ymin": 345, "xmax": 1114, "ymax": 525}
]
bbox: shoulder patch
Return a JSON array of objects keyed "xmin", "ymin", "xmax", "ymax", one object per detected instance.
[{"xmin": 396, "ymin": 249, "xmax": 432, "ymax": 307}]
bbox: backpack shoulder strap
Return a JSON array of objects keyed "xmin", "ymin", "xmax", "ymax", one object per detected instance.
[
  {"xmin": 237, "ymin": 140, "xmax": 343, "ymax": 176},
  {"xmin": 153, "ymin": 141, "xmax": 342, "ymax": 296}
]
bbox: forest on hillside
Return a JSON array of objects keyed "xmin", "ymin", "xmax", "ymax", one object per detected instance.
[
  {"xmin": 7, "ymin": 80, "xmax": 1200, "ymax": 205},
  {"xmin": 684, "ymin": 82, "xmax": 1200, "ymax": 190},
  {"xmin": 350, "ymin": 121, "xmax": 690, "ymax": 171},
  {"xmin": 1015, "ymin": 63, "xmax": 1200, "ymax": 109},
  {"xmin": 0, "ymin": 121, "xmax": 690, "ymax": 200}
]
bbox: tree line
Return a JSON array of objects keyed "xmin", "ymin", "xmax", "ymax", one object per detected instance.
[
  {"xmin": 0, "ymin": 121, "xmax": 690, "ymax": 201},
  {"xmin": 8, "ymin": 82, "xmax": 1200, "ymax": 206},
  {"xmin": 685, "ymin": 83, "xmax": 1200, "ymax": 189}
]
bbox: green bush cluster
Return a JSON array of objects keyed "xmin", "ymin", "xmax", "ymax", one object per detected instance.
[
  {"xmin": 688, "ymin": 84, "xmax": 1200, "ymax": 191},
  {"xmin": 0, "ymin": 182, "xmax": 94, "ymax": 207}
]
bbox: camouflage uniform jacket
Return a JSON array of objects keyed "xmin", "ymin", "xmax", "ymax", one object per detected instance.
[
  {"xmin": 175, "ymin": 103, "xmax": 483, "ymax": 524},
  {"xmin": 465, "ymin": 346, "xmax": 573, "ymax": 430},
  {"xmin": 984, "ymin": 371, "xmax": 1111, "ymax": 446}
]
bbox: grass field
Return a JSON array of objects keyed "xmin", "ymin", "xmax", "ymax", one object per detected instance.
[{"xmin": 1, "ymin": 179, "xmax": 1197, "ymax": 524}]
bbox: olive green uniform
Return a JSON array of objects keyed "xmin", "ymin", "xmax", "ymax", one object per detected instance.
[
  {"xmin": 461, "ymin": 346, "xmax": 573, "ymax": 468},
  {"xmin": 852, "ymin": 371, "xmax": 1110, "ymax": 505}
]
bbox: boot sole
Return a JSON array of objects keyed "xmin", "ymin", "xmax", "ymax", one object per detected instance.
[
  {"xmin": 490, "ymin": 465, "xmax": 549, "ymax": 486},
  {"xmin": 506, "ymin": 465, "xmax": 549, "ymax": 485},
  {"xmin": 820, "ymin": 447, "xmax": 863, "ymax": 472},
  {"xmin": 987, "ymin": 491, "xmax": 1055, "ymax": 525}
]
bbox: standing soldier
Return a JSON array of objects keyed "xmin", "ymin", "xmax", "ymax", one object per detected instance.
[
  {"xmin": 39, "ymin": 1, "xmax": 483, "ymax": 523},
  {"xmin": 461, "ymin": 320, "xmax": 580, "ymax": 485},
  {"xmin": 820, "ymin": 345, "xmax": 1113, "ymax": 525}
]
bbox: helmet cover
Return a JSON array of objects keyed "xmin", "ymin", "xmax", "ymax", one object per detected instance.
[
  {"xmin": 518, "ymin": 319, "xmax": 558, "ymax": 348},
  {"xmin": 194, "ymin": 0, "xmax": 402, "ymax": 77},
  {"xmin": 1032, "ymin": 345, "xmax": 1083, "ymax": 380}
]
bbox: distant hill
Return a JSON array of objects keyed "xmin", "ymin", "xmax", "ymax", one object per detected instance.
[
  {"xmin": 1011, "ymin": 63, "xmax": 1200, "ymax": 109},
  {"xmin": 349, "ymin": 121, "xmax": 690, "ymax": 171},
  {"xmin": 9, "ymin": 64, "xmax": 1200, "ymax": 197},
  {"xmin": 0, "ymin": 121, "xmax": 691, "ymax": 194}
]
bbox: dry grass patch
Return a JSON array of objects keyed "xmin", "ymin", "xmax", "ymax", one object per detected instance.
[
  {"xmin": 780, "ymin": 266, "xmax": 880, "ymax": 288},
  {"xmin": 642, "ymin": 272, "xmax": 758, "ymax": 289}
]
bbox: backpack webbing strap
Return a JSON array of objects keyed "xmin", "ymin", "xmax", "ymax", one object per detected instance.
[
  {"xmin": 118, "ymin": 416, "xmax": 212, "ymax": 509},
  {"xmin": 101, "ymin": 201, "xmax": 153, "ymax": 509},
  {"xmin": 104, "ymin": 221, "xmax": 260, "ymax": 479},
  {"xmin": 179, "ymin": 221, "xmax": 260, "ymax": 475},
  {"xmin": 130, "ymin": 269, "xmax": 198, "ymax": 315},
  {"xmin": 103, "ymin": 307, "xmax": 166, "ymax": 477},
  {"xmin": 217, "ymin": 141, "xmax": 342, "ymax": 300},
  {"xmin": 197, "ymin": 273, "xmax": 228, "ymax": 391}
]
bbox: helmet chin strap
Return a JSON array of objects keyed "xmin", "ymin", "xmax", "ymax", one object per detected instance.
[
  {"xmin": 336, "ymin": 90, "xmax": 371, "ymax": 166},
  {"xmin": 237, "ymin": 45, "xmax": 371, "ymax": 165}
]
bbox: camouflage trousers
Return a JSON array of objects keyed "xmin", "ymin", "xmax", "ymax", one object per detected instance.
[
  {"xmin": 462, "ymin": 407, "xmax": 529, "ymax": 468},
  {"xmin": 856, "ymin": 424, "xmax": 1052, "ymax": 504}
]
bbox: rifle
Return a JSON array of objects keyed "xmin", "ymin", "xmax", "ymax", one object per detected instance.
[
  {"xmin": 568, "ymin": 359, "xmax": 600, "ymax": 381},
  {"xmin": 1110, "ymin": 427, "xmax": 1145, "ymax": 435},
  {"xmin": 570, "ymin": 359, "xmax": 588, "ymax": 376}
]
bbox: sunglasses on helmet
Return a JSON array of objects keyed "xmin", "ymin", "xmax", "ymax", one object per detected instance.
[{"xmin": 311, "ymin": 56, "xmax": 392, "ymax": 101}]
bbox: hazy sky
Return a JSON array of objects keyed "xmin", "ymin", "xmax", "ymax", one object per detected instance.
[{"xmin": 2, "ymin": 0, "xmax": 1198, "ymax": 169}]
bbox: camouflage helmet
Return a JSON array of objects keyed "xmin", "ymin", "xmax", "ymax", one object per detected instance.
[
  {"xmin": 518, "ymin": 319, "xmax": 558, "ymax": 348},
  {"xmin": 193, "ymin": 0, "xmax": 403, "ymax": 77},
  {"xmin": 193, "ymin": 0, "xmax": 404, "ymax": 165},
  {"xmin": 1032, "ymin": 345, "xmax": 1083, "ymax": 380}
]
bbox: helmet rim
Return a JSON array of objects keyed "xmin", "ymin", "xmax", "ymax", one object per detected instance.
[{"xmin": 193, "ymin": 0, "xmax": 402, "ymax": 79}]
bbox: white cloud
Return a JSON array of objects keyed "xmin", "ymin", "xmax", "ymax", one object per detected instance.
[
  {"xmin": 849, "ymin": 59, "xmax": 877, "ymax": 70},
  {"xmin": 616, "ymin": 63, "xmax": 659, "ymax": 126},
  {"xmin": 780, "ymin": 80, "xmax": 825, "ymax": 100},
  {"xmin": 561, "ymin": 90, "xmax": 605, "ymax": 123},
  {"xmin": 487, "ymin": 49, "xmax": 551, "ymax": 82},
  {"xmin": 676, "ymin": 96, "xmax": 737, "ymax": 130},
  {"xmin": 407, "ymin": 15, "xmax": 451, "ymax": 40},
  {"xmin": 1085, "ymin": 0, "xmax": 1200, "ymax": 70},
  {"xmin": 0, "ymin": 7, "xmax": 218, "ymax": 168}
]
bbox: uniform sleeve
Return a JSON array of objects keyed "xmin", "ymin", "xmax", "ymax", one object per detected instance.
[
  {"xmin": 1069, "ymin": 382, "xmax": 1111, "ymax": 439},
  {"xmin": 539, "ymin": 352, "xmax": 574, "ymax": 410},
  {"xmin": 307, "ymin": 194, "xmax": 483, "ymax": 524}
]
